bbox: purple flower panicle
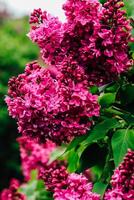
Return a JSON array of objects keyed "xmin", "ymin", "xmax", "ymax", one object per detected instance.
[
  {"xmin": 18, "ymin": 136, "xmax": 56, "ymax": 181},
  {"xmin": 6, "ymin": 62, "xmax": 100, "ymax": 144},
  {"xmin": 28, "ymin": 0, "xmax": 133, "ymax": 86},
  {"xmin": 105, "ymin": 149, "xmax": 134, "ymax": 200},
  {"xmin": 0, "ymin": 179, "xmax": 26, "ymax": 200},
  {"xmin": 54, "ymin": 173, "xmax": 100, "ymax": 200}
]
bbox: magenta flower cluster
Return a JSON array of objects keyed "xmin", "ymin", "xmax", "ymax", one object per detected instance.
[
  {"xmin": 18, "ymin": 136, "xmax": 68, "ymax": 191},
  {"xmin": 54, "ymin": 173, "xmax": 100, "ymax": 200},
  {"xmin": 18, "ymin": 136, "xmax": 56, "ymax": 180},
  {"xmin": 0, "ymin": 179, "xmax": 25, "ymax": 200},
  {"xmin": 28, "ymin": 0, "xmax": 132, "ymax": 86},
  {"xmin": 105, "ymin": 149, "xmax": 134, "ymax": 200},
  {"xmin": 3, "ymin": 0, "xmax": 134, "ymax": 199},
  {"xmin": 1, "ymin": 148, "xmax": 133, "ymax": 199},
  {"xmin": 6, "ymin": 61, "xmax": 99, "ymax": 144},
  {"xmin": 39, "ymin": 161, "xmax": 68, "ymax": 192},
  {"xmin": 18, "ymin": 135, "xmax": 99, "ymax": 199}
]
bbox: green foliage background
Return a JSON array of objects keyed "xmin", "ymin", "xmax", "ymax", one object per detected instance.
[{"xmin": 0, "ymin": 16, "xmax": 38, "ymax": 190}]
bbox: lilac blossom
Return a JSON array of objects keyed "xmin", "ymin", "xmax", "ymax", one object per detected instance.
[
  {"xmin": 54, "ymin": 173, "xmax": 100, "ymax": 200},
  {"xmin": 104, "ymin": 149, "xmax": 134, "ymax": 200},
  {"xmin": 6, "ymin": 62, "xmax": 100, "ymax": 144},
  {"xmin": 28, "ymin": 0, "xmax": 133, "ymax": 86},
  {"xmin": 0, "ymin": 179, "xmax": 26, "ymax": 200}
]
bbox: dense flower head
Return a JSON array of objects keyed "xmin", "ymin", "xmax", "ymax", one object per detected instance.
[
  {"xmin": 18, "ymin": 136, "xmax": 93, "ymax": 194},
  {"xmin": 28, "ymin": 0, "xmax": 133, "ymax": 86},
  {"xmin": 29, "ymin": 10, "xmax": 64, "ymax": 66},
  {"xmin": 0, "ymin": 179, "xmax": 26, "ymax": 200},
  {"xmin": 18, "ymin": 135, "xmax": 68, "ymax": 192},
  {"xmin": 104, "ymin": 149, "xmax": 134, "ymax": 200},
  {"xmin": 100, "ymin": 0, "xmax": 133, "ymax": 74},
  {"xmin": 6, "ymin": 61, "xmax": 100, "ymax": 144},
  {"xmin": 57, "ymin": 58, "xmax": 89, "ymax": 86},
  {"xmin": 18, "ymin": 136, "xmax": 56, "ymax": 180},
  {"xmin": 53, "ymin": 173, "xmax": 100, "ymax": 200},
  {"xmin": 39, "ymin": 161, "xmax": 68, "ymax": 192},
  {"xmin": 62, "ymin": 0, "xmax": 102, "ymax": 24}
]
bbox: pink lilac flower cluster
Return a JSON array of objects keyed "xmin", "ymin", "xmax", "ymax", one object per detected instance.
[
  {"xmin": 18, "ymin": 136, "xmax": 68, "ymax": 192},
  {"xmin": 18, "ymin": 136, "xmax": 93, "ymax": 194},
  {"xmin": 0, "ymin": 179, "xmax": 26, "ymax": 200},
  {"xmin": 6, "ymin": 61, "xmax": 100, "ymax": 144},
  {"xmin": 39, "ymin": 161, "xmax": 68, "ymax": 192},
  {"xmin": 104, "ymin": 149, "xmax": 134, "ymax": 200},
  {"xmin": 54, "ymin": 173, "xmax": 100, "ymax": 200},
  {"xmin": 18, "ymin": 136, "xmax": 56, "ymax": 181},
  {"xmin": 28, "ymin": 0, "xmax": 133, "ymax": 86},
  {"xmin": 101, "ymin": 0, "xmax": 133, "ymax": 74},
  {"xmin": 0, "ymin": 140, "xmax": 97, "ymax": 200}
]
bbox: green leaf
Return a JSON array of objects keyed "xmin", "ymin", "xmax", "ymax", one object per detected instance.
[
  {"xmin": 19, "ymin": 178, "xmax": 53, "ymax": 200},
  {"xmin": 19, "ymin": 169, "xmax": 53, "ymax": 200},
  {"xmin": 99, "ymin": 93, "xmax": 116, "ymax": 108},
  {"xmin": 105, "ymin": 83, "xmax": 119, "ymax": 93},
  {"xmin": 36, "ymin": 190, "xmax": 53, "ymax": 200},
  {"xmin": 90, "ymin": 86, "xmax": 99, "ymax": 94},
  {"xmin": 82, "ymin": 118, "xmax": 120, "ymax": 146},
  {"xmin": 30, "ymin": 170, "xmax": 38, "ymax": 181},
  {"xmin": 79, "ymin": 143, "xmax": 107, "ymax": 171},
  {"xmin": 112, "ymin": 129, "xmax": 134, "ymax": 167},
  {"xmin": 99, "ymin": 0, "xmax": 106, "ymax": 3},
  {"xmin": 19, "ymin": 180, "xmax": 38, "ymax": 197},
  {"xmin": 124, "ymin": 0, "xmax": 134, "ymax": 18},
  {"xmin": 67, "ymin": 150, "xmax": 79, "ymax": 173},
  {"xmin": 36, "ymin": 180, "xmax": 45, "ymax": 190},
  {"xmin": 48, "ymin": 146, "xmax": 66, "ymax": 164},
  {"xmin": 99, "ymin": 83, "xmax": 112, "ymax": 93},
  {"xmin": 93, "ymin": 182, "xmax": 108, "ymax": 198},
  {"xmin": 66, "ymin": 134, "xmax": 87, "ymax": 152}
]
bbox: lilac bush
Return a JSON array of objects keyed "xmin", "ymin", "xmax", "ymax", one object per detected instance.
[{"xmin": 1, "ymin": 0, "xmax": 134, "ymax": 199}]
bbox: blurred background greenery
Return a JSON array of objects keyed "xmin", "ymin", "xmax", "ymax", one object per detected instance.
[
  {"xmin": 0, "ymin": 0, "xmax": 134, "ymax": 191},
  {"xmin": 0, "ymin": 2, "xmax": 38, "ymax": 190}
]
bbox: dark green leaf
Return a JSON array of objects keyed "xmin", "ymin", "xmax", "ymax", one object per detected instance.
[
  {"xmin": 105, "ymin": 83, "xmax": 119, "ymax": 93},
  {"xmin": 79, "ymin": 144, "xmax": 107, "ymax": 171},
  {"xmin": 99, "ymin": 0, "xmax": 106, "ymax": 3},
  {"xmin": 36, "ymin": 190, "xmax": 53, "ymax": 200},
  {"xmin": 120, "ymin": 84, "xmax": 134, "ymax": 105},
  {"xmin": 121, "ymin": 114, "xmax": 134, "ymax": 125}
]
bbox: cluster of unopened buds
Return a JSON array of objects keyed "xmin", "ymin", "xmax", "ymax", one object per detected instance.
[{"xmin": 2, "ymin": 0, "xmax": 134, "ymax": 199}]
